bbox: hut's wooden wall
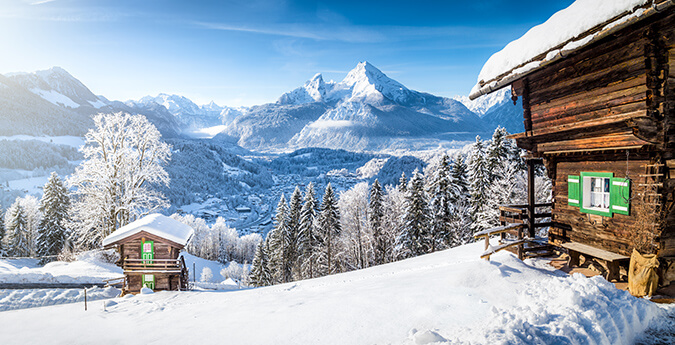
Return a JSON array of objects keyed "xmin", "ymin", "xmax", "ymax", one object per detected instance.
[
  {"xmin": 549, "ymin": 157, "xmax": 650, "ymax": 256},
  {"xmin": 527, "ymin": 27, "xmax": 649, "ymax": 133},
  {"xmin": 126, "ymin": 273, "xmax": 178, "ymax": 293},
  {"xmin": 119, "ymin": 237, "xmax": 180, "ymax": 261}
]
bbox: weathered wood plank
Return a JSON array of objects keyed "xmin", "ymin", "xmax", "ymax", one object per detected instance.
[
  {"xmin": 511, "ymin": 110, "xmax": 647, "ymax": 140},
  {"xmin": 536, "ymin": 132, "xmax": 650, "ymax": 153},
  {"xmin": 561, "ymin": 242, "xmax": 629, "ymax": 261},
  {"xmin": 473, "ymin": 223, "xmax": 523, "ymax": 238}
]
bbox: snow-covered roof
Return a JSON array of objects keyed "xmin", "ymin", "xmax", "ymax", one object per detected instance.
[
  {"xmin": 470, "ymin": 0, "xmax": 673, "ymax": 100},
  {"xmin": 102, "ymin": 214, "xmax": 194, "ymax": 247}
]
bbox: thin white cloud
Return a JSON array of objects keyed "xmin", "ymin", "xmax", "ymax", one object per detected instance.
[
  {"xmin": 194, "ymin": 21, "xmax": 384, "ymax": 43},
  {"xmin": 29, "ymin": 0, "xmax": 57, "ymax": 5}
]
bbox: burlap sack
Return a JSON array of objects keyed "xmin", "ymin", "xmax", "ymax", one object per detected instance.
[{"xmin": 628, "ymin": 249, "xmax": 659, "ymax": 297}]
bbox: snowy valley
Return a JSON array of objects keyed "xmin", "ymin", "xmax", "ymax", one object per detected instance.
[{"xmin": 0, "ymin": 62, "xmax": 522, "ymax": 235}]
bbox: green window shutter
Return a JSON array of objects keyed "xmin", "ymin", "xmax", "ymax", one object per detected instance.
[
  {"xmin": 610, "ymin": 177, "xmax": 630, "ymax": 215},
  {"xmin": 568, "ymin": 175, "xmax": 580, "ymax": 207}
]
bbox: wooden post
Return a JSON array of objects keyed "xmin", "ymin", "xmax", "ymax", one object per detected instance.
[
  {"xmin": 84, "ymin": 288, "xmax": 87, "ymax": 311},
  {"xmin": 527, "ymin": 158, "xmax": 536, "ymax": 239}
]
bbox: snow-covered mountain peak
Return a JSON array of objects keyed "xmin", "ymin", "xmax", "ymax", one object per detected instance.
[
  {"xmin": 454, "ymin": 87, "xmax": 512, "ymax": 116},
  {"xmin": 338, "ymin": 61, "xmax": 412, "ymax": 104},
  {"xmin": 7, "ymin": 66, "xmax": 103, "ymax": 108},
  {"xmin": 277, "ymin": 72, "xmax": 332, "ymax": 105}
]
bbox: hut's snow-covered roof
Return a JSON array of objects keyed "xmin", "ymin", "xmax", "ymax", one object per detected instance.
[
  {"xmin": 102, "ymin": 214, "xmax": 194, "ymax": 247},
  {"xmin": 470, "ymin": 0, "xmax": 672, "ymax": 99}
]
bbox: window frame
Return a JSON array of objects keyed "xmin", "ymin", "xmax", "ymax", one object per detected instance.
[{"xmin": 579, "ymin": 171, "xmax": 613, "ymax": 217}]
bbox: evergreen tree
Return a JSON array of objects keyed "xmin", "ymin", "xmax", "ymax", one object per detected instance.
[
  {"xmin": 398, "ymin": 172, "xmax": 407, "ymax": 193},
  {"xmin": 369, "ymin": 179, "xmax": 386, "ymax": 265},
  {"xmin": 450, "ymin": 155, "xmax": 470, "ymax": 203},
  {"xmin": 428, "ymin": 154, "xmax": 453, "ymax": 250},
  {"xmin": 249, "ymin": 241, "xmax": 272, "ymax": 287},
  {"xmin": 285, "ymin": 186, "xmax": 302, "ymax": 280},
  {"xmin": 4, "ymin": 200, "xmax": 30, "ymax": 257},
  {"xmin": 269, "ymin": 194, "xmax": 293, "ymax": 284},
  {"xmin": 37, "ymin": 172, "xmax": 70, "ymax": 264},
  {"xmin": 317, "ymin": 183, "xmax": 341, "ymax": 276},
  {"xmin": 467, "ymin": 136, "xmax": 491, "ymax": 233},
  {"xmin": 298, "ymin": 183, "xmax": 318, "ymax": 279},
  {"xmin": 397, "ymin": 169, "xmax": 431, "ymax": 258},
  {"xmin": 487, "ymin": 126, "xmax": 508, "ymax": 180}
]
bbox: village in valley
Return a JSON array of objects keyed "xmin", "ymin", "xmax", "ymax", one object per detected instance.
[{"xmin": 0, "ymin": 0, "xmax": 674, "ymax": 344}]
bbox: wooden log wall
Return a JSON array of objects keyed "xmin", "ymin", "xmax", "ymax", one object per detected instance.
[
  {"xmin": 550, "ymin": 157, "xmax": 649, "ymax": 256},
  {"xmin": 119, "ymin": 237, "xmax": 179, "ymax": 261}
]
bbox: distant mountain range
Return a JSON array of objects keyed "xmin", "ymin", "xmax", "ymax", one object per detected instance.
[{"xmin": 0, "ymin": 63, "xmax": 524, "ymax": 151}]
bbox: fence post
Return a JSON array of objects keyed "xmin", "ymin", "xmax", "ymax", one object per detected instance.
[{"xmin": 84, "ymin": 288, "xmax": 87, "ymax": 311}]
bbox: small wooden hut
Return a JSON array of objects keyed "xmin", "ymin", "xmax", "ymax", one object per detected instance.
[
  {"xmin": 470, "ymin": 1, "xmax": 674, "ymax": 286},
  {"xmin": 102, "ymin": 214, "xmax": 194, "ymax": 294}
]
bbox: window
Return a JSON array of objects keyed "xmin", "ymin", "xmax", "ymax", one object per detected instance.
[
  {"xmin": 585, "ymin": 176, "xmax": 610, "ymax": 211},
  {"xmin": 568, "ymin": 172, "xmax": 630, "ymax": 217}
]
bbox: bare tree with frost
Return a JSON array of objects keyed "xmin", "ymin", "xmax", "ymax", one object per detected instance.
[{"xmin": 68, "ymin": 113, "xmax": 171, "ymax": 249}]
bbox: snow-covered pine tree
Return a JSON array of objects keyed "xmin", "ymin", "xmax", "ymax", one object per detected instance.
[
  {"xmin": 37, "ymin": 172, "xmax": 70, "ymax": 264},
  {"xmin": 68, "ymin": 113, "xmax": 171, "ymax": 249},
  {"xmin": 316, "ymin": 183, "xmax": 341, "ymax": 276},
  {"xmin": 450, "ymin": 155, "xmax": 470, "ymax": 204},
  {"xmin": 476, "ymin": 162, "xmax": 526, "ymax": 231},
  {"xmin": 298, "ymin": 183, "xmax": 319, "ymax": 279},
  {"xmin": 487, "ymin": 126, "xmax": 508, "ymax": 180},
  {"xmin": 249, "ymin": 240, "xmax": 272, "ymax": 287},
  {"xmin": 369, "ymin": 179, "xmax": 386, "ymax": 265},
  {"xmin": 397, "ymin": 169, "xmax": 431, "ymax": 258},
  {"xmin": 287, "ymin": 187, "xmax": 302, "ymax": 276},
  {"xmin": 467, "ymin": 136, "xmax": 491, "ymax": 233},
  {"xmin": 269, "ymin": 194, "xmax": 292, "ymax": 284},
  {"xmin": 428, "ymin": 154, "xmax": 453, "ymax": 251},
  {"xmin": 4, "ymin": 200, "xmax": 30, "ymax": 257},
  {"xmin": 398, "ymin": 172, "xmax": 407, "ymax": 193}
]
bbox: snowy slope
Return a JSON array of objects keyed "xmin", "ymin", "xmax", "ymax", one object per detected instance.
[
  {"xmin": 0, "ymin": 242, "xmax": 661, "ymax": 344},
  {"xmin": 227, "ymin": 62, "xmax": 486, "ymax": 152},
  {"xmin": 455, "ymin": 87, "xmax": 525, "ymax": 134},
  {"xmin": 8, "ymin": 67, "xmax": 105, "ymax": 109}
]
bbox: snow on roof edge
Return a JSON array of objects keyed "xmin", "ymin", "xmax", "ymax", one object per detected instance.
[
  {"xmin": 469, "ymin": 0, "xmax": 672, "ymax": 100},
  {"xmin": 102, "ymin": 214, "xmax": 195, "ymax": 247}
]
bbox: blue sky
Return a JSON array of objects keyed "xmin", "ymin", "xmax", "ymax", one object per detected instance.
[{"xmin": 1, "ymin": 0, "xmax": 573, "ymax": 106}]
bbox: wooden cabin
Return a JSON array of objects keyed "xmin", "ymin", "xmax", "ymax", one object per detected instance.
[
  {"xmin": 102, "ymin": 214, "xmax": 194, "ymax": 294},
  {"xmin": 470, "ymin": 1, "xmax": 674, "ymax": 285}
]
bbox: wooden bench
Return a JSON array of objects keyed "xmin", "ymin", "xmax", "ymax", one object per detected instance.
[{"xmin": 560, "ymin": 242, "xmax": 630, "ymax": 282}]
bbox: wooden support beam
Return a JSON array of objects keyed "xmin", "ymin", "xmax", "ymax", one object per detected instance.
[{"xmin": 527, "ymin": 159, "xmax": 536, "ymax": 238}]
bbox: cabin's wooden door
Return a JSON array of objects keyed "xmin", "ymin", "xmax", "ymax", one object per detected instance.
[{"xmin": 142, "ymin": 240, "xmax": 154, "ymax": 264}]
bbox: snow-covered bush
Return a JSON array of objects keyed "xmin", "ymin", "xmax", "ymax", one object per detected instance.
[{"xmin": 200, "ymin": 267, "xmax": 213, "ymax": 283}]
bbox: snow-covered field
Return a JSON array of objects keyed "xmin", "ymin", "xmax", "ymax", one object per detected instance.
[
  {"xmin": 0, "ymin": 242, "xmax": 667, "ymax": 344},
  {"xmin": 0, "ymin": 135, "xmax": 84, "ymax": 148},
  {"xmin": 0, "ymin": 287, "xmax": 120, "ymax": 312},
  {"xmin": 0, "ymin": 251, "xmax": 122, "ymax": 285}
]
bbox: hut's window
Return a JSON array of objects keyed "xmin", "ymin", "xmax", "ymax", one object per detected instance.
[
  {"xmin": 584, "ymin": 176, "xmax": 610, "ymax": 211},
  {"xmin": 568, "ymin": 172, "xmax": 630, "ymax": 216}
]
